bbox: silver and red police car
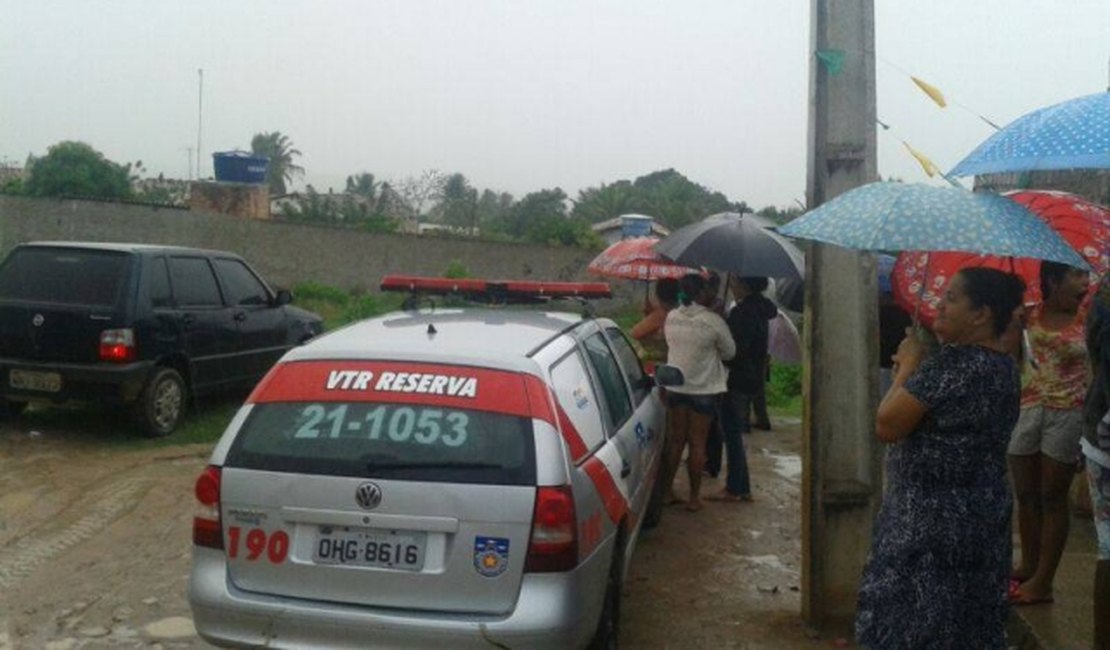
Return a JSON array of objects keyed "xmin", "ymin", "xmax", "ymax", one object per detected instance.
[{"xmin": 188, "ymin": 276, "xmax": 677, "ymax": 649}]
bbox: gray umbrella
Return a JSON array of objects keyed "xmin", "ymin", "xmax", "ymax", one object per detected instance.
[{"xmin": 653, "ymin": 212, "xmax": 805, "ymax": 280}]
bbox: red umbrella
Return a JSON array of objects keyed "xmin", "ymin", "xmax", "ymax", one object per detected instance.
[
  {"xmin": 587, "ymin": 236, "xmax": 699, "ymax": 280},
  {"xmin": 892, "ymin": 191, "xmax": 1110, "ymax": 327}
]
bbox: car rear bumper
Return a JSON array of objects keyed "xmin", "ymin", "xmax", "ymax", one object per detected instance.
[
  {"xmin": 188, "ymin": 545, "xmax": 608, "ymax": 649},
  {"xmin": 0, "ymin": 358, "xmax": 155, "ymax": 404}
]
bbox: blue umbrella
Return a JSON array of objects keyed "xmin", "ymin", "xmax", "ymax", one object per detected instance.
[
  {"xmin": 950, "ymin": 91, "xmax": 1109, "ymax": 176},
  {"xmin": 777, "ymin": 182, "xmax": 1088, "ymax": 268}
]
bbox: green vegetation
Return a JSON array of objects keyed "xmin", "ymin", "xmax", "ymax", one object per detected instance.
[
  {"xmin": 24, "ymin": 141, "xmax": 132, "ymax": 200},
  {"xmin": 250, "ymin": 131, "xmax": 304, "ymax": 195},
  {"xmin": 291, "ymin": 283, "xmax": 405, "ymax": 331},
  {"xmin": 443, "ymin": 260, "xmax": 470, "ymax": 279},
  {"xmin": 571, "ymin": 169, "xmax": 751, "ymax": 230},
  {"xmin": 767, "ymin": 363, "xmax": 803, "ymax": 416}
]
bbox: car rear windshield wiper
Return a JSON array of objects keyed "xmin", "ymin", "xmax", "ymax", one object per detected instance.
[{"xmin": 366, "ymin": 461, "xmax": 505, "ymax": 471}]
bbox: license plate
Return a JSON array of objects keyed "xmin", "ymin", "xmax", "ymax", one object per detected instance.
[
  {"xmin": 313, "ymin": 527, "xmax": 427, "ymax": 570},
  {"xmin": 9, "ymin": 369, "xmax": 62, "ymax": 393}
]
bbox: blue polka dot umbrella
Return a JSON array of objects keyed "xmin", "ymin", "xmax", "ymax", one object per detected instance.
[
  {"xmin": 777, "ymin": 182, "xmax": 1088, "ymax": 269},
  {"xmin": 950, "ymin": 91, "xmax": 1110, "ymax": 176}
]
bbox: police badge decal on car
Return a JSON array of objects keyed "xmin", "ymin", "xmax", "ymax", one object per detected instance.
[{"xmin": 473, "ymin": 536, "xmax": 510, "ymax": 577}]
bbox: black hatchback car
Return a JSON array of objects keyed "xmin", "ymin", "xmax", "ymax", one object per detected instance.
[{"xmin": 0, "ymin": 242, "xmax": 323, "ymax": 436}]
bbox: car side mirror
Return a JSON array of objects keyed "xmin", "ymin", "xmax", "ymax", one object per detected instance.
[
  {"xmin": 653, "ymin": 364, "xmax": 685, "ymax": 387},
  {"xmin": 274, "ymin": 289, "xmax": 293, "ymax": 306}
]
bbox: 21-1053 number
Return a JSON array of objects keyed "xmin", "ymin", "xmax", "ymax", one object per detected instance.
[{"xmin": 294, "ymin": 405, "xmax": 469, "ymax": 447}]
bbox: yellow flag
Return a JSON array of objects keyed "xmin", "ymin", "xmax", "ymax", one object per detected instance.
[
  {"xmin": 902, "ymin": 142, "xmax": 941, "ymax": 178},
  {"xmin": 911, "ymin": 76, "xmax": 947, "ymax": 108}
]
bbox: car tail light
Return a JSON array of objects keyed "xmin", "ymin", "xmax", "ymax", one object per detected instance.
[
  {"xmin": 193, "ymin": 465, "xmax": 223, "ymax": 549},
  {"xmin": 524, "ymin": 485, "xmax": 578, "ymax": 573},
  {"xmin": 99, "ymin": 328, "xmax": 136, "ymax": 363}
]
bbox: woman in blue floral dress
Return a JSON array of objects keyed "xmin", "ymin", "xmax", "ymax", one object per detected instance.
[{"xmin": 856, "ymin": 268, "xmax": 1027, "ymax": 649}]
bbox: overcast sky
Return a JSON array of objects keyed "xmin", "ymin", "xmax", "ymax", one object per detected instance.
[{"xmin": 2, "ymin": 1, "xmax": 1107, "ymax": 209}]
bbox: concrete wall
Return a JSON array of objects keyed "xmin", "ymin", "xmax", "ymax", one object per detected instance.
[{"xmin": 0, "ymin": 196, "xmax": 618, "ymax": 301}]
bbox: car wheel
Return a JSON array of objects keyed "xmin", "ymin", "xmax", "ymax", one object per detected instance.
[
  {"xmin": 0, "ymin": 399, "xmax": 28, "ymax": 420},
  {"xmin": 588, "ymin": 544, "xmax": 623, "ymax": 650},
  {"xmin": 136, "ymin": 367, "xmax": 186, "ymax": 437},
  {"xmin": 642, "ymin": 466, "xmax": 665, "ymax": 530}
]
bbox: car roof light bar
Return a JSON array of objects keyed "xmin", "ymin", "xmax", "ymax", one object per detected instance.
[{"xmin": 380, "ymin": 275, "xmax": 612, "ymax": 304}]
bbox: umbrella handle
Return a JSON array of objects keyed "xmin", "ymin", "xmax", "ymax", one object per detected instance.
[{"xmin": 1022, "ymin": 328, "xmax": 1039, "ymax": 370}]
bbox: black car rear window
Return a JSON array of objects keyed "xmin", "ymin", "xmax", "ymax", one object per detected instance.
[
  {"xmin": 225, "ymin": 402, "xmax": 536, "ymax": 486},
  {"xmin": 0, "ymin": 248, "xmax": 129, "ymax": 306}
]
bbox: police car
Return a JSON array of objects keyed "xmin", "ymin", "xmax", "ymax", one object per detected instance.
[{"xmin": 188, "ymin": 276, "xmax": 678, "ymax": 649}]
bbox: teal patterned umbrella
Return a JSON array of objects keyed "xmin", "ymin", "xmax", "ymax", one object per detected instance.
[{"xmin": 777, "ymin": 182, "xmax": 1088, "ymax": 268}]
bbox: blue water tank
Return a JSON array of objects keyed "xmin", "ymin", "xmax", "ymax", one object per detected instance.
[
  {"xmin": 212, "ymin": 151, "xmax": 269, "ymax": 184},
  {"xmin": 619, "ymin": 214, "xmax": 654, "ymax": 239}
]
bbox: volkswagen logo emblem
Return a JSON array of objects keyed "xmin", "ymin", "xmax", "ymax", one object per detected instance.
[
  {"xmin": 32, "ymin": 314, "xmax": 44, "ymax": 327},
  {"xmin": 355, "ymin": 482, "xmax": 383, "ymax": 510}
]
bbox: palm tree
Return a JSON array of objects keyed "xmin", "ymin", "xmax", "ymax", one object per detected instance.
[
  {"xmin": 250, "ymin": 131, "xmax": 304, "ymax": 195},
  {"xmin": 570, "ymin": 181, "xmax": 636, "ymax": 223}
]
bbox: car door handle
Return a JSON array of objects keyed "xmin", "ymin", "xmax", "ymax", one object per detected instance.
[
  {"xmin": 233, "ymin": 311, "xmax": 247, "ymax": 323},
  {"xmin": 621, "ymin": 460, "xmax": 631, "ymax": 478},
  {"xmin": 182, "ymin": 314, "xmax": 195, "ymax": 330}
]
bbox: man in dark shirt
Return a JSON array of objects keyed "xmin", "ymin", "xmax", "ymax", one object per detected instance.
[{"xmin": 709, "ymin": 276, "xmax": 777, "ymax": 501}]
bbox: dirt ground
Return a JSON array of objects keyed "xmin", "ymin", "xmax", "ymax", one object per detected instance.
[{"xmin": 0, "ymin": 412, "xmax": 833, "ymax": 650}]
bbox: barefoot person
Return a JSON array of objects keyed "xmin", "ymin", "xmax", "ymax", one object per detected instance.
[
  {"xmin": 1009, "ymin": 261, "xmax": 1091, "ymax": 606},
  {"xmin": 856, "ymin": 268, "xmax": 1026, "ymax": 649},
  {"xmin": 660, "ymin": 273, "xmax": 734, "ymax": 512}
]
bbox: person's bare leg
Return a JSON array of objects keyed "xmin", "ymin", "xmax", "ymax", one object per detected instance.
[
  {"xmin": 1016, "ymin": 454, "xmax": 1075, "ymax": 601},
  {"xmin": 662, "ymin": 404, "xmax": 690, "ymax": 504},
  {"xmin": 684, "ymin": 410, "xmax": 713, "ymax": 511},
  {"xmin": 1094, "ymin": 560, "xmax": 1110, "ymax": 650},
  {"xmin": 1010, "ymin": 453, "xmax": 1043, "ymax": 581}
]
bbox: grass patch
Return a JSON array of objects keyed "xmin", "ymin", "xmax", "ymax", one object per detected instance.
[{"xmin": 17, "ymin": 394, "xmax": 243, "ymax": 449}]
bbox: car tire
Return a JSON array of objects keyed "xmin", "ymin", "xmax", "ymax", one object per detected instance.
[
  {"xmin": 0, "ymin": 399, "xmax": 28, "ymax": 420},
  {"xmin": 588, "ymin": 543, "xmax": 623, "ymax": 650},
  {"xmin": 136, "ymin": 367, "xmax": 186, "ymax": 437},
  {"xmin": 642, "ymin": 466, "xmax": 665, "ymax": 530}
]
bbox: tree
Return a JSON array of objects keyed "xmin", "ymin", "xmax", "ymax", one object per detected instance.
[
  {"xmin": 437, "ymin": 173, "xmax": 479, "ymax": 233},
  {"xmin": 475, "ymin": 189, "xmax": 514, "ymax": 231},
  {"xmin": 570, "ymin": 180, "xmax": 637, "ymax": 223},
  {"xmin": 345, "ymin": 172, "xmax": 378, "ymax": 201},
  {"xmin": 502, "ymin": 188, "xmax": 603, "ymax": 248},
  {"xmin": 630, "ymin": 169, "xmax": 748, "ymax": 229},
  {"xmin": 250, "ymin": 131, "xmax": 304, "ymax": 195},
  {"xmin": 395, "ymin": 169, "xmax": 445, "ymax": 221},
  {"xmin": 24, "ymin": 141, "xmax": 131, "ymax": 200}
]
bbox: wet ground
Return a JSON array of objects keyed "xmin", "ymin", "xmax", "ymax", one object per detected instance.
[{"xmin": 0, "ymin": 411, "xmax": 830, "ymax": 649}]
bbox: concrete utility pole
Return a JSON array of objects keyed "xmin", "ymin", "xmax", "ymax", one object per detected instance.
[{"xmin": 801, "ymin": 0, "xmax": 882, "ymax": 634}]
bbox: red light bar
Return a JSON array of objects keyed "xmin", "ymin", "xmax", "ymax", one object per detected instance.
[
  {"xmin": 380, "ymin": 275, "xmax": 612, "ymax": 300},
  {"xmin": 502, "ymin": 281, "xmax": 612, "ymax": 298},
  {"xmin": 380, "ymin": 276, "xmax": 489, "ymax": 294}
]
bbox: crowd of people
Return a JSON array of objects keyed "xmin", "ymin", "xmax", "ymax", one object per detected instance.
[
  {"xmin": 855, "ymin": 261, "xmax": 1110, "ymax": 650},
  {"xmin": 630, "ymin": 272, "xmax": 779, "ymax": 512},
  {"xmin": 629, "ymin": 258, "xmax": 1110, "ymax": 649}
]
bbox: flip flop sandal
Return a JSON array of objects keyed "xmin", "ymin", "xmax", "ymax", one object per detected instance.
[{"xmin": 1009, "ymin": 590, "xmax": 1054, "ymax": 606}]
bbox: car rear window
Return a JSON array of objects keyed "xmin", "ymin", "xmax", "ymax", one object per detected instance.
[
  {"xmin": 225, "ymin": 402, "xmax": 536, "ymax": 485},
  {"xmin": 0, "ymin": 248, "xmax": 130, "ymax": 306}
]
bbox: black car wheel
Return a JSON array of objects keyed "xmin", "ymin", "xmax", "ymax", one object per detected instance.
[
  {"xmin": 588, "ymin": 543, "xmax": 623, "ymax": 650},
  {"xmin": 136, "ymin": 367, "xmax": 186, "ymax": 437}
]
